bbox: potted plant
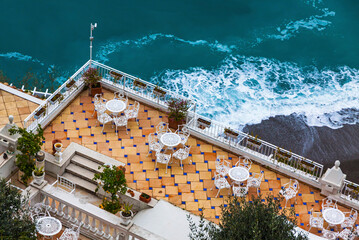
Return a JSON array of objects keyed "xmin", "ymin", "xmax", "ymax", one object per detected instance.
[
  {"xmin": 139, "ymin": 192, "xmax": 151, "ymax": 203},
  {"xmin": 54, "ymin": 142, "xmax": 63, "ymax": 153},
  {"xmin": 133, "ymin": 79, "xmax": 147, "ymax": 90},
  {"xmin": 274, "ymin": 148, "xmax": 292, "ymax": 165},
  {"xmin": 224, "ymin": 127, "xmax": 239, "ymax": 138},
  {"xmin": 83, "ymin": 67, "xmax": 102, "ymax": 97},
  {"xmin": 64, "ymin": 79, "xmax": 76, "ymax": 91},
  {"xmin": 9, "ymin": 124, "xmax": 45, "ymax": 186},
  {"xmin": 167, "ymin": 98, "xmax": 191, "ymax": 129},
  {"xmin": 93, "ymin": 165, "xmax": 127, "ymax": 214},
  {"xmin": 127, "ymin": 189, "xmax": 135, "ymax": 197},
  {"xmin": 110, "ymin": 71, "xmax": 123, "ymax": 84},
  {"xmin": 246, "ymin": 135, "xmax": 262, "ymax": 149},
  {"xmin": 49, "ymin": 93, "xmax": 63, "ymax": 105},
  {"xmin": 32, "ymin": 166, "xmax": 45, "ymax": 185},
  {"xmin": 153, "ymin": 86, "xmax": 166, "ymax": 98},
  {"xmin": 119, "ymin": 202, "xmax": 134, "ymax": 226},
  {"xmin": 34, "ymin": 106, "xmax": 46, "ymax": 120},
  {"xmin": 197, "ymin": 118, "xmax": 211, "ymax": 129}
]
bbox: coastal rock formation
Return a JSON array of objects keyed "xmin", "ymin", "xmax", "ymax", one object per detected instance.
[{"xmin": 244, "ymin": 114, "xmax": 359, "ymax": 182}]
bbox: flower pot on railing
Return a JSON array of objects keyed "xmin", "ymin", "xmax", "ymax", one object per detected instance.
[
  {"xmin": 246, "ymin": 136, "xmax": 262, "ymax": 149},
  {"xmin": 64, "ymin": 79, "xmax": 76, "ymax": 91},
  {"xmin": 34, "ymin": 107, "xmax": 46, "ymax": 120},
  {"xmin": 298, "ymin": 159, "xmax": 315, "ymax": 176},
  {"xmin": 224, "ymin": 128, "xmax": 239, "ymax": 139},
  {"xmin": 32, "ymin": 166, "xmax": 45, "ymax": 185},
  {"xmin": 153, "ymin": 87, "xmax": 167, "ymax": 98},
  {"xmin": 274, "ymin": 149, "xmax": 292, "ymax": 165},
  {"xmin": 133, "ymin": 79, "xmax": 147, "ymax": 90},
  {"xmin": 110, "ymin": 71, "xmax": 123, "ymax": 84},
  {"xmin": 49, "ymin": 93, "xmax": 63, "ymax": 105},
  {"xmin": 139, "ymin": 193, "xmax": 151, "ymax": 203},
  {"xmin": 197, "ymin": 118, "xmax": 211, "ymax": 129}
]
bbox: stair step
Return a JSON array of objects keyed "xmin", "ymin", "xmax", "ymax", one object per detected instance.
[
  {"xmin": 62, "ymin": 173, "xmax": 97, "ymax": 193},
  {"xmin": 66, "ymin": 163, "xmax": 97, "ymax": 184},
  {"xmin": 71, "ymin": 155, "xmax": 103, "ymax": 173}
]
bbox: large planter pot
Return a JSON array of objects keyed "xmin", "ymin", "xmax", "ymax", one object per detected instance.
[
  {"xmin": 36, "ymin": 151, "xmax": 45, "ymax": 168},
  {"xmin": 139, "ymin": 194, "xmax": 151, "ymax": 203},
  {"xmin": 168, "ymin": 118, "xmax": 186, "ymax": 130},
  {"xmin": 52, "ymin": 139, "xmax": 62, "ymax": 154},
  {"xmin": 32, "ymin": 171, "xmax": 45, "ymax": 185},
  {"xmin": 119, "ymin": 210, "xmax": 133, "ymax": 226},
  {"xmin": 54, "ymin": 143, "xmax": 63, "ymax": 152},
  {"xmin": 90, "ymin": 83, "xmax": 102, "ymax": 97}
]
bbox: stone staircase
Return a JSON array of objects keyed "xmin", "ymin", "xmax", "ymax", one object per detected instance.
[{"xmin": 62, "ymin": 154, "xmax": 121, "ymax": 193}]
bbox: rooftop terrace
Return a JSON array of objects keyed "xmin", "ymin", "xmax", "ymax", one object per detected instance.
[{"xmin": 2, "ymin": 60, "xmax": 359, "ymax": 239}]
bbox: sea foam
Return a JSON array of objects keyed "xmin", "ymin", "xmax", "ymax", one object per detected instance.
[
  {"xmin": 0, "ymin": 52, "xmax": 44, "ymax": 66},
  {"xmin": 152, "ymin": 55, "xmax": 359, "ymax": 130}
]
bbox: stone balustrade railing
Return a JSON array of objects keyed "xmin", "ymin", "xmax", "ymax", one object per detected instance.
[{"xmin": 28, "ymin": 183, "xmax": 146, "ymax": 240}]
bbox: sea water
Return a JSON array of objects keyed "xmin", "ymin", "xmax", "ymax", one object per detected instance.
[{"xmin": 0, "ymin": 0, "xmax": 358, "ymax": 131}]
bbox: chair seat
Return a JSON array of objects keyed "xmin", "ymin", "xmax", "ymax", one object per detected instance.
[
  {"xmin": 151, "ymin": 142, "xmax": 163, "ymax": 152},
  {"xmin": 157, "ymin": 153, "xmax": 171, "ymax": 164},
  {"xmin": 172, "ymin": 148, "xmax": 188, "ymax": 160},
  {"xmin": 113, "ymin": 116, "xmax": 127, "ymax": 126},
  {"xmin": 247, "ymin": 177, "xmax": 260, "ymax": 188}
]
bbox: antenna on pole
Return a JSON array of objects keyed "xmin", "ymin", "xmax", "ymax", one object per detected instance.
[{"xmin": 90, "ymin": 23, "xmax": 97, "ymax": 63}]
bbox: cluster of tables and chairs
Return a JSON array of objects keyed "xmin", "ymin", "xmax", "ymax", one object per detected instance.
[
  {"xmin": 308, "ymin": 197, "xmax": 359, "ymax": 239},
  {"xmin": 148, "ymin": 122, "xmax": 191, "ymax": 173},
  {"xmin": 93, "ymin": 91, "xmax": 140, "ymax": 134},
  {"xmin": 30, "ymin": 203, "xmax": 81, "ymax": 239},
  {"xmin": 213, "ymin": 156, "xmax": 264, "ymax": 198}
]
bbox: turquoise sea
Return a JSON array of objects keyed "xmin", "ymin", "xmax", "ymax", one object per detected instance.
[{"xmin": 1, "ymin": 0, "xmax": 359, "ymax": 131}]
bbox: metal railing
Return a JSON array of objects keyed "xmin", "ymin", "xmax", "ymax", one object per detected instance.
[
  {"xmin": 187, "ymin": 114, "xmax": 324, "ymax": 182},
  {"xmin": 23, "ymin": 60, "xmax": 91, "ymax": 131},
  {"xmin": 91, "ymin": 60, "xmax": 196, "ymax": 112},
  {"xmin": 341, "ymin": 180, "xmax": 359, "ymax": 203}
]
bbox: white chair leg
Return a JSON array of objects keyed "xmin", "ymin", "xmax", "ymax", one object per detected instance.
[
  {"xmin": 92, "ymin": 110, "xmax": 96, "ymax": 117},
  {"xmin": 257, "ymin": 188, "xmax": 259, "ymax": 196},
  {"xmin": 180, "ymin": 159, "xmax": 183, "ymax": 169},
  {"xmin": 136, "ymin": 118, "xmax": 139, "ymax": 126},
  {"xmin": 115, "ymin": 125, "xmax": 118, "ymax": 136},
  {"xmin": 216, "ymin": 189, "xmax": 221, "ymax": 198},
  {"xmin": 102, "ymin": 124, "xmax": 105, "ymax": 133},
  {"xmin": 154, "ymin": 161, "xmax": 157, "ymax": 171},
  {"xmin": 126, "ymin": 124, "xmax": 128, "ymax": 135}
]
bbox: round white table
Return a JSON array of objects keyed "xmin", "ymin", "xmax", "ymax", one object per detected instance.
[
  {"xmin": 106, "ymin": 99, "xmax": 126, "ymax": 116},
  {"xmin": 228, "ymin": 167, "xmax": 250, "ymax": 182},
  {"xmin": 36, "ymin": 216, "xmax": 62, "ymax": 238},
  {"xmin": 160, "ymin": 133, "xmax": 181, "ymax": 151},
  {"xmin": 323, "ymin": 208, "xmax": 345, "ymax": 225}
]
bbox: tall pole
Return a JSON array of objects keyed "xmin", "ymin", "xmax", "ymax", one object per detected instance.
[{"xmin": 90, "ymin": 23, "xmax": 97, "ymax": 65}]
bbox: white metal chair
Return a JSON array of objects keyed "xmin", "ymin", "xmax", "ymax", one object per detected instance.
[
  {"xmin": 211, "ymin": 172, "xmax": 231, "ymax": 198},
  {"xmin": 58, "ymin": 223, "xmax": 82, "ymax": 240},
  {"xmin": 322, "ymin": 197, "xmax": 338, "ymax": 211},
  {"xmin": 96, "ymin": 112, "xmax": 113, "ymax": 132},
  {"xmin": 30, "ymin": 203, "xmax": 51, "ymax": 223},
  {"xmin": 124, "ymin": 101, "xmax": 140, "ymax": 126},
  {"xmin": 279, "ymin": 179, "xmax": 299, "ymax": 208},
  {"xmin": 156, "ymin": 122, "xmax": 171, "ymax": 139},
  {"xmin": 307, "ymin": 208, "xmax": 324, "ymax": 232},
  {"xmin": 154, "ymin": 152, "xmax": 171, "ymax": 173},
  {"xmin": 234, "ymin": 157, "xmax": 252, "ymax": 171},
  {"xmin": 321, "ymin": 228, "xmax": 339, "ymax": 240},
  {"xmin": 175, "ymin": 126, "xmax": 190, "ymax": 146},
  {"xmin": 92, "ymin": 94, "xmax": 106, "ymax": 117},
  {"xmin": 172, "ymin": 145, "xmax": 191, "ymax": 169},
  {"xmin": 338, "ymin": 228, "xmax": 356, "ymax": 240},
  {"xmin": 232, "ymin": 183, "xmax": 248, "ymax": 197},
  {"xmin": 114, "ymin": 91, "xmax": 128, "ymax": 106},
  {"xmin": 247, "ymin": 172, "xmax": 263, "ymax": 196},
  {"xmin": 215, "ymin": 156, "xmax": 231, "ymax": 177},
  {"xmin": 113, "ymin": 115, "xmax": 128, "ymax": 135},
  {"xmin": 148, "ymin": 133, "xmax": 164, "ymax": 157},
  {"xmin": 341, "ymin": 208, "xmax": 358, "ymax": 229}
]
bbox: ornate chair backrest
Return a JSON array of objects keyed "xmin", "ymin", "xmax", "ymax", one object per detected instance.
[
  {"xmin": 289, "ymin": 179, "xmax": 299, "ymax": 192},
  {"xmin": 156, "ymin": 122, "xmax": 169, "ymax": 135},
  {"xmin": 148, "ymin": 133, "xmax": 158, "ymax": 145},
  {"xmin": 31, "ymin": 203, "xmax": 50, "ymax": 222},
  {"xmin": 322, "ymin": 197, "xmax": 337, "ymax": 210}
]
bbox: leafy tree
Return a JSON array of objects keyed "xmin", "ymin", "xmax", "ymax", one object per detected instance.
[
  {"xmin": 188, "ymin": 195, "xmax": 308, "ymax": 240},
  {"xmin": 0, "ymin": 178, "xmax": 36, "ymax": 239},
  {"xmin": 93, "ymin": 165, "xmax": 127, "ymax": 214},
  {"xmin": 9, "ymin": 125, "xmax": 45, "ymax": 184}
]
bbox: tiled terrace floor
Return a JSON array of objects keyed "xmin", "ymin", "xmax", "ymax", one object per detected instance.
[
  {"xmin": 0, "ymin": 90, "xmax": 39, "ymax": 128},
  {"xmin": 41, "ymin": 89, "xmax": 359, "ymax": 236}
]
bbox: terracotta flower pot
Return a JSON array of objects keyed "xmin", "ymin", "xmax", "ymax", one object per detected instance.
[{"xmin": 139, "ymin": 194, "xmax": 151, "ymax": 203}]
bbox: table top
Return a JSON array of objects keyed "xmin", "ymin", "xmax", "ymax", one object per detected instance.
[
  {"xmin": 228, "ymin": 167, "xmax": 249, "ymax": 182},
  {"xmin": 323, "ymin": 208, "xmax": 345, "ymax": 225},
  {"xmin": 160, "ymin": 133, "xmax": 181, "ymax": 147},
  {"xmin": 36, "ymin": 216, "xmax": 62, "ymax": 236},
  {"xmin": 106, "ymin": 99, "xmax": 126, "ymax": 113}
]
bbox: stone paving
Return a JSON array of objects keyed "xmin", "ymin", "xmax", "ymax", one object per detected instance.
[
  {"xmin": 38, "ymin": 89, "xmax": 359, "ymax": 237},
  {"xmin": 0, "ymin": 90, "xmax": 39, "ymax": 128}
]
